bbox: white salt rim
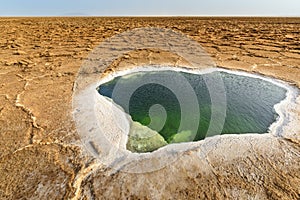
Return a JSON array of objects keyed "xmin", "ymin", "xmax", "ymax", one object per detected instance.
[{"xmin": 73, "ymin": 65, "xmax": 300, "ymax": 173}]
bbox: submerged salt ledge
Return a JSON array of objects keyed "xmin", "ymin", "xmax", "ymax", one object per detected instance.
[{"xmin": 73, "ymin": 65, "xmax": 299, "ymax": 172}]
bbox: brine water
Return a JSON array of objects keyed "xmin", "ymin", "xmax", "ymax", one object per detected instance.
[{"xmin": 98, "ymin": 70, "xmax": 287, "ymax": 152}]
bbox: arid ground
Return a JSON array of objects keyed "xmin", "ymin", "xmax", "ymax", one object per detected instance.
[{"xmin": 0, "ymin": 17, "xmax": 299, "ymax": 199}]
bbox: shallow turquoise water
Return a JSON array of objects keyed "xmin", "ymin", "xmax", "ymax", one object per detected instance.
[{"xmin": 98, "ymin": 70, "xmax": 287, "ymax": 143}]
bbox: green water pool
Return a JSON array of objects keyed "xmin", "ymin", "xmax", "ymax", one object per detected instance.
[{"xmin": 98, "ymin": 70, "xmax": 287, "ymax": 153}]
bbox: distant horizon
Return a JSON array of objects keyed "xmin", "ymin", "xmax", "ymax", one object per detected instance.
[
  {"xmin": 0, "ymin": 0, "xmax": 299, "ymax": 17},
  {"xmin": 1, "ymin": 15, "xmax": 299, "ymax": 17}
]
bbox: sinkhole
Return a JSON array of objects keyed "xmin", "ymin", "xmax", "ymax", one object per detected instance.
[{"xmin": 98, "ymin": 69, "xmax": 287, "ymax": 153}]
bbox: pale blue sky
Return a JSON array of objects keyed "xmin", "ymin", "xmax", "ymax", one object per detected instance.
[{"xmin": 0, "ymin": 0, "xmax": 299, "ymax": 16}]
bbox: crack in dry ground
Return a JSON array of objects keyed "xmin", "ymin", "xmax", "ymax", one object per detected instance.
[
  {"xmin": 14, "ymin": 78, "xmax": 43, "ymax": 143},
  {"xmin": 71, "ymin": 161, "xmax": 102, "ymax": 200}
]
